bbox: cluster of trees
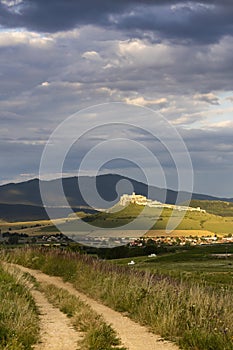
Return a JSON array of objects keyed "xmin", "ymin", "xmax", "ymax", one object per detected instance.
[
  {"xmin": 1, "ymin": 232, "xmax": 29, "ymax": 245},
  {"xmin": 74, "ymin": 239, "xmax": 180, "ymax": 259}
]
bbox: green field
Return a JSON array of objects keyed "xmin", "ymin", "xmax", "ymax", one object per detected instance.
[
  {"xmin": 0, "ymin": 218, "xmax": 69, "ymax": 235},
  {"xmin": 111, "ymin": 243, "xmax": 233, "ymax": 286}
]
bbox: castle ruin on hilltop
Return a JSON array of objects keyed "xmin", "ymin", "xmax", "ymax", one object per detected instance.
[{"xmin": 119, "ymin": 192, "xmax": 206, "ymax": 213}]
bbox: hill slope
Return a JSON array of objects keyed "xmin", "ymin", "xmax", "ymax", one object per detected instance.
[
  {"xmin": 190, "ymin": 200, "xmax": 233, "ymax": 217},
  {"xmin": 0, "ymin": 174, "xmax": 232, "ymax": 221},
  {"xmin": 0, "ymin": 174, "xmax": 232, "ymax": 206},
  {"xmin": 82, "ymin": 203, "xmax": 233, "ymax": 234},
  {"xmin": 0, "ymin": 203, "xmax": 72, "ymax": 222}
]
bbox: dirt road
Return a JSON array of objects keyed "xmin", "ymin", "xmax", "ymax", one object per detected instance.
[
  {"xmin": 31, "ymin": 288, "xmax": 82, "ymax": 350},
  {"xmin": 15, "ymin": 264, "xmax": 180, "ymax": 350}
]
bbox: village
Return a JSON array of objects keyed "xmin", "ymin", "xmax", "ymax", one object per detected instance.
[
  {"xmin": 129, "ymin": 234, "xmax": 233, "ymax": 247},
  {"xmin": 1, "ymin": 229, "xmax": 233, "ymax": 248}
]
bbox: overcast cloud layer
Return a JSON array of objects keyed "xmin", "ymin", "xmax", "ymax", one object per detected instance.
[{"xmin": 0, "ymin": 0, "xmax": 233, "ymax": 197}]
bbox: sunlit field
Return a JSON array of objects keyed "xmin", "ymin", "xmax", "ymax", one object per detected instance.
[{"xmin": 1, "ymin": 246, "xmax": 233, "ymax": 350}]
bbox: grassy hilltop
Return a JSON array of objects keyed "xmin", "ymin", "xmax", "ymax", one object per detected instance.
[
  {"xmin": 83, "ymin": 202, "xmax": 233, "ymax": 234},
  {"xmin": 2, "ymin": 199, "xmax": 233, "ymax": 236}
]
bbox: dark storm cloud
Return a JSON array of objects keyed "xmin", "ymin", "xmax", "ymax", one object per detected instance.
[
  {"xmin": 0, "ymin": 0, "xmax": 159, "ymax": 31},
  {"xmin": 1, "ymin": 2, "xmax": 233, "ymax": 195},
  {"xmin": 1, "ymin": 0, "xmax": 233, "ymax": 43},
  {"xmin": 121, "ymin": 5, "xmax": 233, "ymax": 44}
]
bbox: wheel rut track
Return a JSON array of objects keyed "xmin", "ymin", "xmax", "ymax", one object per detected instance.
[
  {"xmin": 14, "ymin": 264, "xmax": 180, "ymax": 350},
  {"xmin": 31, "ymin": 288, "xmax": 82, "ymax": 350}
]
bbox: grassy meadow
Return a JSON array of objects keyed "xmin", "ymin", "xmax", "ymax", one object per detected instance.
[
  {"xmin": 1, "ymin": 246, "xmax": 233, "ymax": 350},
  {"xmin": 111, "ymin": 243, "xmax": 233, "ymax": 286},
  {"xmin": 0, "ymin": 263, "xmax": 39, "ymax": 349}
]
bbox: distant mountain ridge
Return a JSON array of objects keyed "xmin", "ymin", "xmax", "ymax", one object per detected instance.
[{"xmin": 0, "ymin": 174, "xmax": 232, "ymax": 221}]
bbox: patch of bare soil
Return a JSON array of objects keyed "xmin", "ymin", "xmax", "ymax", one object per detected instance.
[{"xmin": 15, "ymin": 264, "xmax": 180, "ymax": 350}]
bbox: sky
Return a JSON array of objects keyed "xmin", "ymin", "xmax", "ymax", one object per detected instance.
[{"xmin": 0, "ymin": 0, "xmax": 233, "ymax": 197}]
